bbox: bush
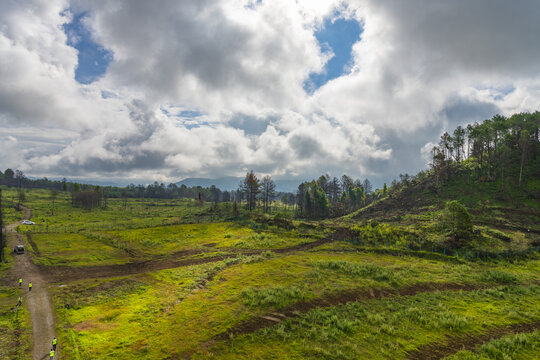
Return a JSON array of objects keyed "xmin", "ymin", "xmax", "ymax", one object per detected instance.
[
  {"xmin": 241, "ymin": 286, "xmax": 305, "ymax": 308},
  {"xmin": 314, "ymin": 260, "xmax": 394, "ymax": 282},
  {"xmin": 480, "ymin": 270, "xmax": 517, "ymax": 284}
]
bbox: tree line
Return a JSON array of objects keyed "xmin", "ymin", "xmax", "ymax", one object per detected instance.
[
  {"xmin": 233, "ymin": 170, "xmax": 384, "ymax": 218},
  {"xmin": 430, "ymin": 111, "xmax": 539, "ymax": 190},
  {"xmin": 0, "ymin": 170, "xmax": 241, "ymax": 209},
  {"xmin": 295, "ymin": 174, "xmax": 384, "ymax": 218}
]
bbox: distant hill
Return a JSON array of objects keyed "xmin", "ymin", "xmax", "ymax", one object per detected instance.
[{"xmin": 176, "ymin": 176, "xmax": 300, "ymax": 193}]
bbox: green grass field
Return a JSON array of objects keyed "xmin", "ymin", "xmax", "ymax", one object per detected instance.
[
  {"xmin": 24, "ymin": 222, "xmax": 316, "ymax": 267},
  {"xmin": 1, "ymin": 187, "xmax": 539, "ymax": 359},
  {"xmin": 51, "ymin": 249, "xmax": 539, "ymax": 359}
]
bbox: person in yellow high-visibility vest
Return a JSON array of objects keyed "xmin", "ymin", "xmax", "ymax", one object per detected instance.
[
  {"xmin": 52, "ymin": 337, "xmax": 57, "ymax": 350},
  {"xmin": 50, "ymin": 348, "xmax": 54, "ymax": 359},
  {"xmin": 18, "ymin": 278, "xmax": 22, "ymax": 287},
  {"xmin": 17, "ymin": 296, "xmax": 22, "ymax": 306},
  {"xmin": 28, "ymin": 282, "xmax": 32, "ymax": 292}
]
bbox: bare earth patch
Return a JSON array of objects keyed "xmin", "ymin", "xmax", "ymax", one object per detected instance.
[{"xmin": 406, "ymin": 321, "xmax": 540, "ymax": 360}]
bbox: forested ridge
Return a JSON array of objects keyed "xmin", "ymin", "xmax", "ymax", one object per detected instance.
[
  {"xmin": 293, "ymin": 112, "xmax": 539, "ymax": 220},
  {"xmin": 430, "ymin": 111, "xmax": 539, "ymax": 192}
]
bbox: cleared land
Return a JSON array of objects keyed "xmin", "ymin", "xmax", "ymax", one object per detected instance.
[{"xmin": 0, "ymin": 187, "xmax": 538, "ymax": 359}]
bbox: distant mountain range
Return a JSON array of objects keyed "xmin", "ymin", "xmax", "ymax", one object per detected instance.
[{"xmin": 176, "ymin": 176, "xmax": 300, "ymax": 193}]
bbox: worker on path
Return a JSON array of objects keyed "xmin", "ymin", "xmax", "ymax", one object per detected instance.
[
  {"xmin": 50, "ymin": 348, "xmax": 54, "ymax": 359},
  {"xmin": 28, "ymin": 282, "xmax": 32, "ymax": 292},
  {"xmin": 18, "ymin": 278, "xmax": 22, "ymax": 287},
  {"xmin": 17, "ymin": 296, "xmax": 22, "ymax": 307},
  {"xmin": 52, "ymin": 337, "xmax": 57, "ymax": 350}
]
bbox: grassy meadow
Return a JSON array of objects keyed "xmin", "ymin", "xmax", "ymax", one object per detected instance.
[{"xmin": 1, "ymin": 186, "xmax": 539, "ymax": 359}]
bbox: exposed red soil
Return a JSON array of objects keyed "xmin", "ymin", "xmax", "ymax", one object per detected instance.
[
  {"xmin": 407, "ymin": 321, "xmax": 540, "ymax": 360},
  {"xmin": 216, "ymin": 282, "xmax": 487, "ymax": 340}
]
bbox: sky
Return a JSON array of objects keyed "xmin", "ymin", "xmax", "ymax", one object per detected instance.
[{"xmin": 1, "ymin": 0, "xmax": 540, "ymax": 188}]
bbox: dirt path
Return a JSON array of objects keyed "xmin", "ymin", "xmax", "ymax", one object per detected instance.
[
  {"xmin": 406, "ymin": 321, "xmax": 540, "ymax": 359},
  {"xmin": 215, "ymin": 282, "xmax": 488, "ymax": 340},
  {"xmin": 43, "ymin": 236, "xmax": 334, "ymax": 283},
  {"xmin": 7, "ymin": 208, "xmax": 57, "ymax": 360}
]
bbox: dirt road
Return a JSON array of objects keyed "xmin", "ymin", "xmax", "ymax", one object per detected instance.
[{"xmin": 7, "ymin": 208, "xmax": 57, "ymax": 360}]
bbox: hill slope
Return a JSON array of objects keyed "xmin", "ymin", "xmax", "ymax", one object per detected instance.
[{"xmin": 343, "ymin": 159, "xmax": 540, "ymax": 250}]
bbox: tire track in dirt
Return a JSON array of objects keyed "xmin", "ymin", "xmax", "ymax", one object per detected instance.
[
  {"xmin": 406, "ymin": 321, "xmax": 540, "ymax": 360},
  {"xmin": 214, "ymin": 282, "xmax": 488, "ymax": 340},
  {"xmin": 7, "ymin": 208, "xmax": 57, "ymax": 360},
  {"xmin": 43, "ymin": 236, "xmax": 333, "ymax": 283}
]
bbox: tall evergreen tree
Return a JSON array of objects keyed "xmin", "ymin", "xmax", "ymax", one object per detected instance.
[
  {"xmin": 241, "ymin": 171, "xmax": 260, "ymax": 211},
  {"xmin": 261, "ymin": 175, "xmax": 276, "ymax": 213}
]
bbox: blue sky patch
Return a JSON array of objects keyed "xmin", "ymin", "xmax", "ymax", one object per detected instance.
[
  {"xmin": 63, "ymin": 11, "xmax": 113, "ymax": 84},
  {"xmin": 304, "ymin": 17, "xmax": 363, "ymax": 94},
  {"xmin": 178, "ymin": 110, "xmax": 204, "ymax": 118}
]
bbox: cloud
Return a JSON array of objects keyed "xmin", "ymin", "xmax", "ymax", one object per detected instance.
[
  {"xmin": 227, "ymin": 113, "xmax": 276, "ymax": 136},
  {"xmin": 306, "ymin": 0, "xmax": 540, "ymax": 181},
  {"xmin": 1, "ymin": 0, "xmax": 540, "ymax": 186},
  {"xmin": 76, "ymin": 0, "xmax": 333, "ymax": 114}
]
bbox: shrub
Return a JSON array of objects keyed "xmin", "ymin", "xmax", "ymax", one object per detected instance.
[
  {"xmin": 241, "ymin": 286, "xmax": 305, "ymax": 308},
  {"xmin": 480, "ymin": 270, "xmax": 517, "ymax": 284},
  {"xmin": 314, "ymin": 260, "xmax": 394, "ymax": 282},
  {"xmin": 444, "ymin": 200, "xmax": 473, "ymax": 245}
]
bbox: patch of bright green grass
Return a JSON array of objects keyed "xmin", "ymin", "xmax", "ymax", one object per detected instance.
[
  {"xmin": 53, "ymin": 249, "xmax": 540, "ymax": 359},
  {"xmin": 313, "ymin": 260, "xmax": 395, "ymax": 282},
  {"xmin": 479, "ymin": 270, "xmax": 518, "ymax": 284},
  {"xmin": 106, "ymin": 222, "xmax": 254, "ymax": 255},
  {"xmin": 202, "ymin": 286, "xmax": 540, "ymax": 359},
  {"xmin": 53, "ymin": 262, "xmax": 221, "ymax": 359},
  {"xmin": 229, "ymin": 232, "xmax": 310, "ymax": 249},
  {"xmin": 28, "ymin": 233, "xmax": 131, "ymax": 266},
  {"xmin": 242, "ymin": 286, "xmax": 306, "ymax": 308}
]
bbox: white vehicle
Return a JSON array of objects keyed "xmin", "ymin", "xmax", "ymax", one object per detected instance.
[{"xmin": 22, "ymin": 220, "xmax": 35, "ymax": 225}]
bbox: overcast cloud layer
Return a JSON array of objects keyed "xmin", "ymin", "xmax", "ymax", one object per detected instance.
[{"xmin": 1, "ymin": 0, "xmax": 539, "ymax": 186}]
